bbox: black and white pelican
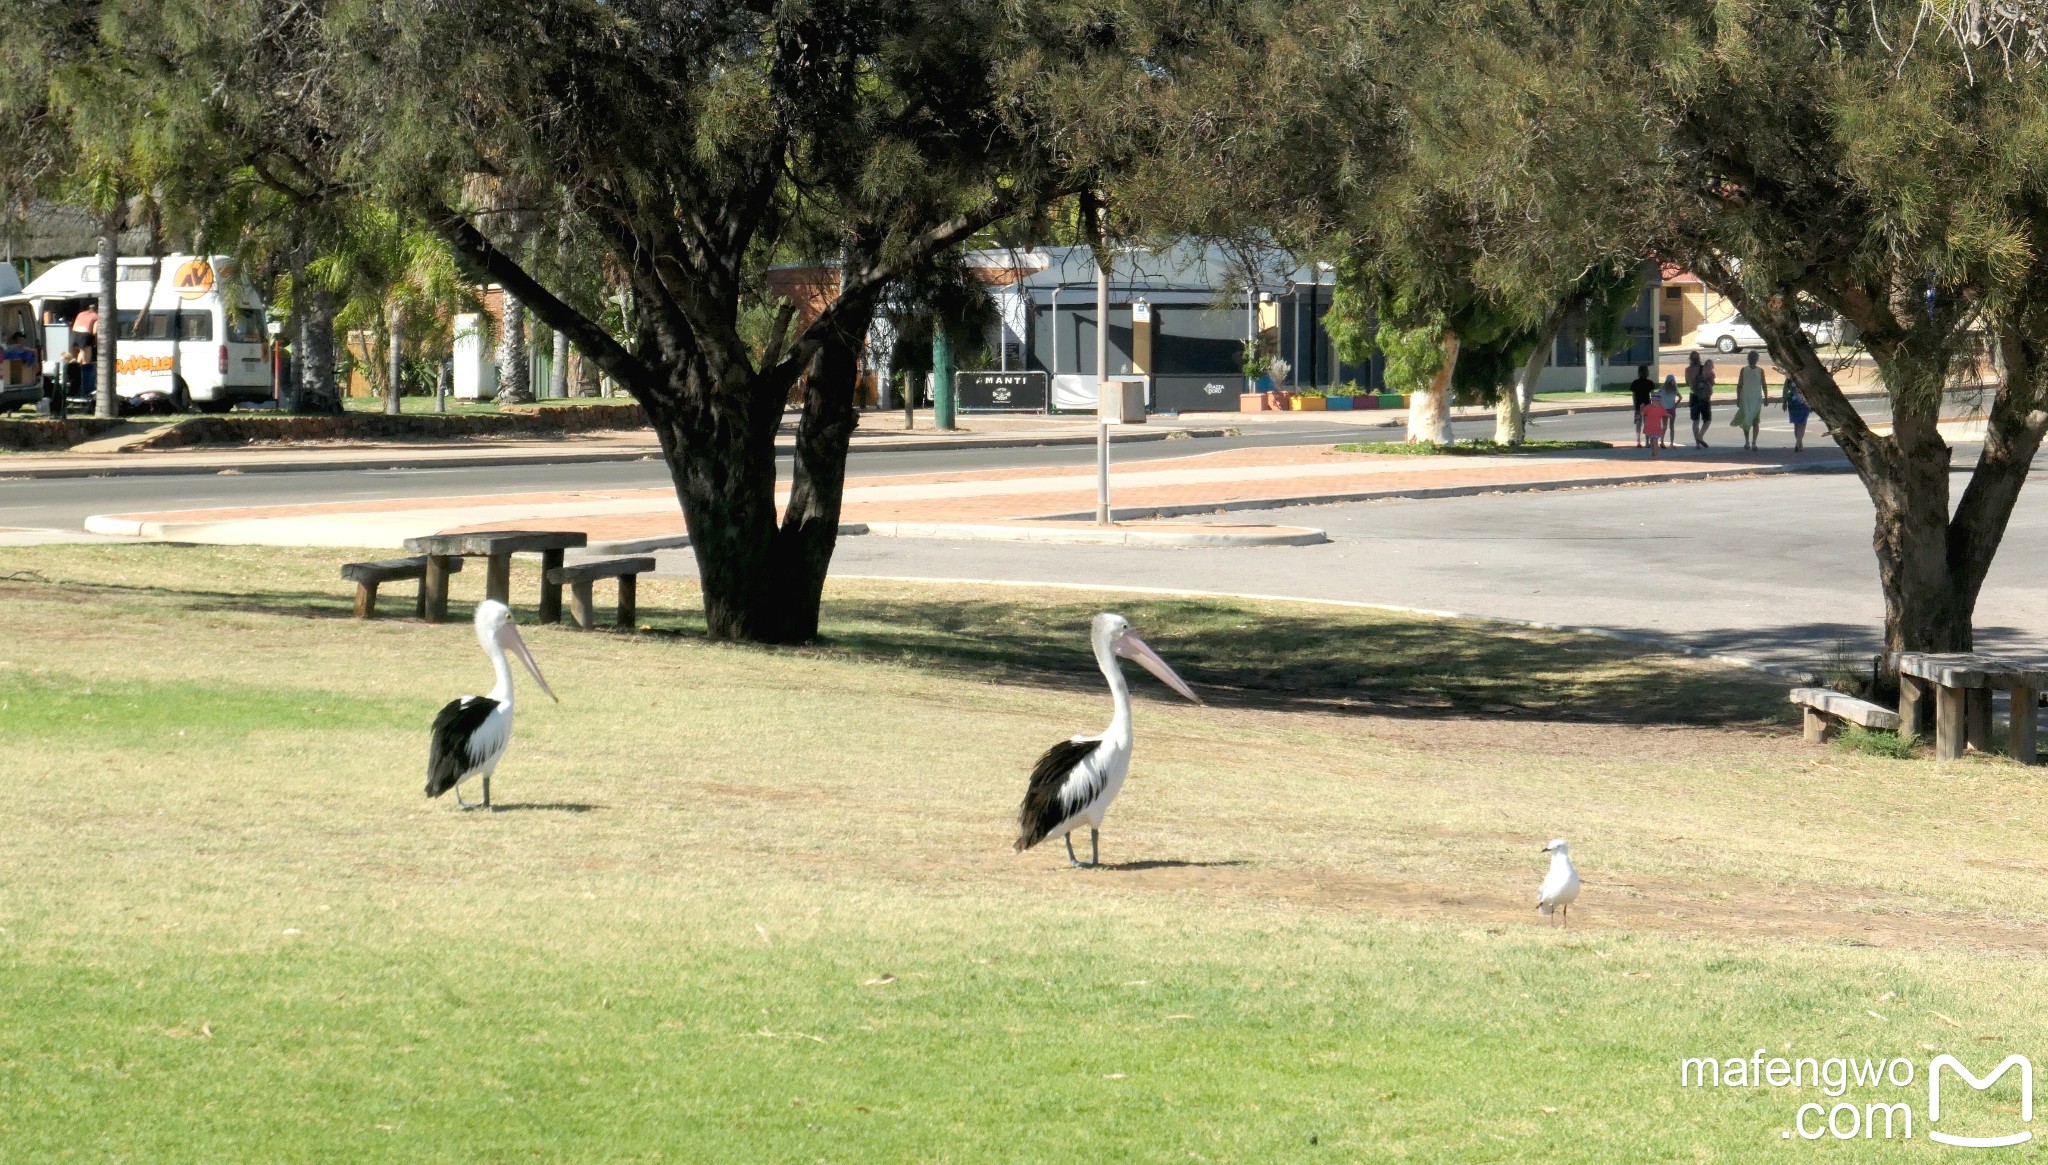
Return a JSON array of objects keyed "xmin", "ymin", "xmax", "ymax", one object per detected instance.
[
  {"xmin": 1015, "ymin": 612, "xmax": 1202, "ymax": 867},
  {"xmin": 427, "ymin": 599, "xmax": 556, "ymax": 810}
]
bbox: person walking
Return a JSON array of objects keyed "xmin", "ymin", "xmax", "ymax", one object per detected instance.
[
  {"xmin": 1688, "ymin": 353, "xmax": 1715, "ymax": 448},
  {"xmin": 1783, "ymin": 374, "xmax": 1811, "ymax": 452},
  {"xmin": 1628, "ymin": 363, "xmax": 1656, "ymax": 447},
  {"xmin": 1731, "ymin": 352, "xmax": 1767, "ymax": 451}
]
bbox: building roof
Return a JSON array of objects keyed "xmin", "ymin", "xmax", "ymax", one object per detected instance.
[{"xmin": 968, "ymin": 241, "xmax": 1330, "ymax": 298}]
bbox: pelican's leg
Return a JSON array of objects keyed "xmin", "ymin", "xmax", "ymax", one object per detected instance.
[
  {"xmin": 1090, "ymin": 828, "xmax": 1100, "ymax": 868},
  {"xmin": 1065, "ymin": 834, "xmax": 1082, "ymax": 868},
  {"xmin": 455, "ymin": 780, "xmax": 479, "ymax": 810},
  {"xmin": 482, "ymin": 775, "xmax": 493, "ymax": 812}
]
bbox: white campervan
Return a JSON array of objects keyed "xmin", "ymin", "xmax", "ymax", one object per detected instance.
[{"xmin": 8, "ymin": 254, "xmax": 271, "ymax": 411}]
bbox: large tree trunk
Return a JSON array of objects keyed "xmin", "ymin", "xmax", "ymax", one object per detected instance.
[
  {"xmin": 642, "ymin": 300, "xmax": 875, "ymax": 643},
  {"xmin": 1725, "ymin": 276, "xmax": 2034, "ymax": 658},
  {"xmin": 297, "ymin": 284, "xmax": 342, "ymax": 414},
  {"xmin": 497, "ymin": 290, "xmax": 532, "ymax": 403},
  {"xmin": 1408, "ymin": 329, "xmax": 1459, "ymax": 444},
  {"xmin": 1496, "ymin": 306, "xmax": 1570, "ymax": 445},
  {"xmin": 94, "ymin": 208, "xmax": 119, "ymax": 419}
]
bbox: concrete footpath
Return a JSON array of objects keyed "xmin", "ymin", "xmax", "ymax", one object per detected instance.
[{"xmin": 79, "ymin": 441, "xmax": 1851, "ymax": 552}]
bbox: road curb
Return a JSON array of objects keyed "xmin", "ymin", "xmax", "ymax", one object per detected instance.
[
  {"xmin": 858, "ymin": 520, "xmax": 1328, "ymax": 547},
  {"xmin": 1026, "ymin": 458, "xmax": 1855, "ymax": 522}
]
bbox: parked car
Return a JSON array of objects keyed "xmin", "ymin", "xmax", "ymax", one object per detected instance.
[
  {"xmin": 1694, "ymin": 315, "xmax": 1765, "ymax": 353},
  {"xmin": 1800, "ymin": 318, "xmax": 1839, "ymax": 347}
]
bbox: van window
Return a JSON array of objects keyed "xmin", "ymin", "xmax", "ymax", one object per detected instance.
[
  {"xmin": 115, "ymin": 309, "xmax": 214, "ymax": 341},
  {"xmin": 227, "ymin": 309, "xmax": 265, "ymax": 343}
]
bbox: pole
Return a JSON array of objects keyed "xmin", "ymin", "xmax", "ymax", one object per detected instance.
[
  {"xmin": 385, "ymin": 307, "xmax": 403, "ymax": 416},
  {"xmin": 1095, "ymin": 245, "xmax": 1112, "ymax": 525},
  {"xmin": 933, "ymin": 326, "xmax": 955, "ymax": 431}
]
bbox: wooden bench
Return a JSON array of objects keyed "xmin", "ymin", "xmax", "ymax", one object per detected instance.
[
  {"xmin": 1790, "ymin": 687, "xmax": 1902, "ymax": 743},
  {"xmin": 543, "ymin": 556, "xmax": 656, "ymax": 629},
  {"xmin": 341, "ymin": 555, "xmax": 464, "ymax": 620}
]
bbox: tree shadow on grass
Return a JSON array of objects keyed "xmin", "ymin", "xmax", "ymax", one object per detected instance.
[
  {"xmin": 812, "ymin": 592, "xmax": 1796, "ymax": 729},
  {"xmin": 1097, "ymin": 859, "xmax": 1252, "ymax": 872}
]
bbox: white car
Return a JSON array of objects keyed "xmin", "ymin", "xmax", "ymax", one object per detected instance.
[
  {"xmin": 1694, "ymin": 315, "xmax": 1765, "ymax": 353},
  {"xmin": 1800, "ymin": 318, "xmax": 1838, "ymax": 347}
]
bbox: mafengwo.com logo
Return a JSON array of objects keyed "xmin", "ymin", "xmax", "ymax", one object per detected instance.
[{"xmin": 1680, "ymin": 1049, "xmax": 2031, "ymax": 1146}]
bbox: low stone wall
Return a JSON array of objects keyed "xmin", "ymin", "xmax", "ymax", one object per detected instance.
[
  {"xmin": 0, "ymin": 417, "xmax": 126, "ymax": 452},
  {"xmin": 129, "ymin": 403, "xmax": 650, "ymax": 450}
]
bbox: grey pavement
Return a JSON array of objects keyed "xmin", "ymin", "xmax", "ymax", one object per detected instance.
[{"xmin": 638, "ymin": 467, "xmax": 2048, "ymax": 675}]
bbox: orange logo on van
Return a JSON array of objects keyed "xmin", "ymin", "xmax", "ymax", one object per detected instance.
[
  {"xmin": 117, "ymin": 356, "xmax": 174, "ymax": 375},
  {"xmin": 173, "ymin": 259, "xmax": 215, "ymax": 301}
]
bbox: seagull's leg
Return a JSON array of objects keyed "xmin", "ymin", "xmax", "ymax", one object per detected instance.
[
  {"xmin": 1065, "ymin": 834, "xmax": 1081, "ymax": 867},
  {"xmin": 1090, "ymin": 828, "xmax": 1100, "ymax": 868}
]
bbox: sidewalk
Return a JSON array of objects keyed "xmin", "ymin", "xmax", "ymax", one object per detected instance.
[{"xmin": 81, "ymin": 440, "xmax": 1851, "ymax": 552}]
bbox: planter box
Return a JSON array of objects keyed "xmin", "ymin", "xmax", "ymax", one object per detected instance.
[
  {"xmin": 1349, "ymin": 395, "xmax": 1380, "ymax": 410},
  {"xmin": 1376, "ymin": 393, "xmax": 1406, "ymax": 409},
  {"xmin": 1289, "ymin": 395, "xmax": 1328, "ymax": 411},
  {"xmin": 1239, "ymin": 391, "xmax": 1293, "ymax": 412},
  {"xmin": 1324, "ymin": 395, "xmax": 1355, "ymax": 411}
]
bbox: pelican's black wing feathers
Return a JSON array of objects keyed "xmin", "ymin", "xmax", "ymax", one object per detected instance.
[
  {"xmin": 1015, "ymin": 737, "xmax": 1104, "ymax": 852},
  {"xmin": 426, "ymin": 696, "xmax": 498, "ymax": 797}
]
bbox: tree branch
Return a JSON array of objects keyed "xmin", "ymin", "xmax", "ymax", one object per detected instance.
[{"xmin": 426, "ymin": 201, "xmax": 652, "ymax": 397}]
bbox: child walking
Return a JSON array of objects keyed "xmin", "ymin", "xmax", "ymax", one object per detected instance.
[{"xmin": 1642, "ymin": 391, "xmax": 1670, "ymax": 457}]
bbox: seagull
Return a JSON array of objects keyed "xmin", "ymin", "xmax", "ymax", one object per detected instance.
[
  {"xmin": 426, "ymin": 600, "xmax": 556, "ymax": 810},
  {"xmin": 1537, "ymin": 838, "xmax": 1581, "ymax": 926},
  {"xmin": 1015, "ymin": 612, "xmax": 1203, "ymax": 867}
]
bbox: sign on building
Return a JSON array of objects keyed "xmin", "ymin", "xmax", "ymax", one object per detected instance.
[
  {"xmin": 956, "ymin": 370, "xmax": 1048, "ymax": 413},
  {"xmin": 1152, "ymin": 374, "xmax": 1242, "ymax": 413}
]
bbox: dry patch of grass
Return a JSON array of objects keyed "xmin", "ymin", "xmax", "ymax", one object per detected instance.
[{"xmin": 1, "ymin": 543, "xmax": 2044, "ymax": 1161}]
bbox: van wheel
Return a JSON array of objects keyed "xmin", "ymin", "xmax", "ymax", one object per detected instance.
[{"xmin": 172, "ymin": 377, "xmax": 192, "ymax": 411}]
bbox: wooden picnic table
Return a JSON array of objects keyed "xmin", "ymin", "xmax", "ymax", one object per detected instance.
[
  {"xmin": 1896, "ymin": 652, "xmax": 2048, "ymax": 763},
  {"xmin": 402, "ymin": 530, "xmax": 589, "ymax": 624}
]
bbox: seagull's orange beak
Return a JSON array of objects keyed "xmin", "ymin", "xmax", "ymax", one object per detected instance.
[
  {"xmin": 497, "ymin": 621, "xmax": 559, "ymax": 703},
  {"xmin": 1114, "ymin": 630, "xmax": 1203, "ymax": 705}
]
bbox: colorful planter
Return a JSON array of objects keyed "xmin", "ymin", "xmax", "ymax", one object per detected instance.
[
  {"xmin": 1289, "ymin": 395, "xmax": 1328, "ymax": 411},
  {"xmin": 1350, "ymin": 395, "xmax": 1380, "ymax": 410},
  {"xmin": 1324, "ymin": 395, "xmax": 1355, "ymax": 411},
  {"xmin": 1377, "ymin": 393, "xmax": 1406, "ymax": 409}
]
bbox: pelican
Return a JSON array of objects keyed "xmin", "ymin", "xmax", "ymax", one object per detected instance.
[
  {"xmin": 1537, "ymin": 838, "xmax": 1581, "ymax": 926},
  {"xmin": 427, "ymin": 600, "xmax": 556, "ymax": 810},
  {"xmin": 1015, "ymin": 612, "xmax": 1202, "ymax": 867}
]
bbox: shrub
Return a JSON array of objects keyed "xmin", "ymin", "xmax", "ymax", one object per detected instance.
[{"xmin": 1836, "ymin": 725, "xmax": 1919, "ymax": 759}]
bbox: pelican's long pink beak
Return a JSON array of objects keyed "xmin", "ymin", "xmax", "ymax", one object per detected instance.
[
  {"xmin": 497, "ymin": 622, "xmax": 559, "ymax": 703},
  {"xmin": 1114, "ymin": 630, "xmax": 1203, "ymax": 705}
]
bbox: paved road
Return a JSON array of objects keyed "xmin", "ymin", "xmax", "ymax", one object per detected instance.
[{"xmin": 630, "ymin": 468, "xmax": 2045, "ymax": 673}]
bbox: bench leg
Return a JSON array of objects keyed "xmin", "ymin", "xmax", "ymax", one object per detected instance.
[
  {"xmin": 569, "ymin": 581, "xmax": 595, "ymax": 630},
  {"xmin": 423, "ymin": 555, "xmax": 453, "ymax": 624},
  {"xmin": 353, "ymin": 581, "xmax": 378, "ymax": 620},
  {"xmin": 1803, "ymin": 706, "xmax": 1831, "ymax": 744},
  {"xmin": 1967, "ymin": 687, "xmax": 1995, "ymax": 752},
  {"xmin": 1936, "ymin": 685, "xmax": 1968, "ymax": 760},
  {"xmin": 1899, "ymin": 675, "xmax": 1932, "ymax": 737},
  {"xmin": 486, "ymin": 553, "xmax": 512, "ymax": 607},
  {"xmin": 2011, "ymin": 685, "xmax": 2038, "ymax": 764},
  {"xmin": 539, "ymin": 549, "xmax": 565, "ymax": 624},
  {"xmin": 617, "ymin": 574, "xmax": 637, "ymax": 629}
]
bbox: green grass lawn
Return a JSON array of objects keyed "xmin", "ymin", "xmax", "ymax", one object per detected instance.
[{"xmin": 3, "ymin": 545, "xmax": 2043, "ymax": 1161}]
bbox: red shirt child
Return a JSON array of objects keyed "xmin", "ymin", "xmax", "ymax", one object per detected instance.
[{"xmin": 1642, "ymin": 398, "xmax": 1669, "ymax": 455}]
